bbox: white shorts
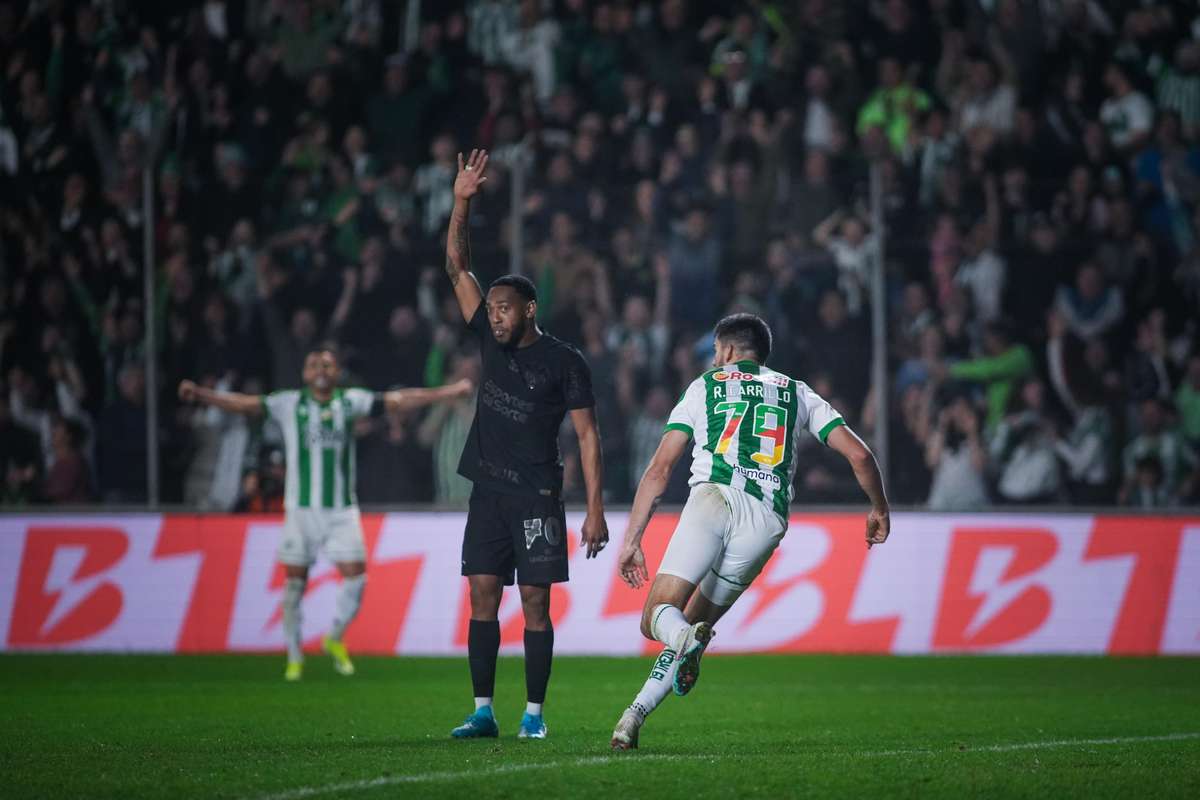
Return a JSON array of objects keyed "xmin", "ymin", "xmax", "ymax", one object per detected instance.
[
  {"xmin": 658, "ymin": 483, "xmax": 787, "ymax": 607},
  {"xmin": 277, "ymin": 507, "xmax": 367, "ymax": 567}
]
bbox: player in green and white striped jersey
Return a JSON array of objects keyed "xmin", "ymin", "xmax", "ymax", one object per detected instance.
[
  {"xmin": 179, "ymin": 344, "xmax": 473, "ymax": 681},
  {"xmin": 609, "ymin": 314, "xmax": 891, "ymax": 750}
]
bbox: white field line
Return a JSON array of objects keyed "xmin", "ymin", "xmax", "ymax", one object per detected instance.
[
  {"xmin": 861, "ymin": 732, "xmax": 1200, "ymax": 757},
  {"xmin": 251, "ymin": 733, "xmax": 1200, "ymax": 800},
  {"xmin": 252, "ymin": 754, "xmax": 714, "ymax": 800}
]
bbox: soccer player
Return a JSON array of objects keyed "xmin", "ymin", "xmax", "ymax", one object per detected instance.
[
  {"xmin": 442, "ymin": 149, "xmax": 609, "ymax": 740},
  {"xmin": 609, "ymin": 313, "xmax": 891, "ymax": 749},
  {"xmin": 178, "ymin": 345, "xmax": 473, "ymax": 681}
]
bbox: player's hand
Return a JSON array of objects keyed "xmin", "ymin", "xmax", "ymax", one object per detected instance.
[
  {"xmin": 178, "ymin": 379, "xmax": 197, "ymax": 403},
  {"xmin": 452, "ymin": 377, "xmax": 475, "ymax": 397},
  {"xmin": 453, "ymin": 149, "xmax": 489, "ymax": 200},
  {"xmin": 866, "ymin": 507, "xmax": 890, "ymax": 548},
  {"xmin": 617, "ymin": 543, "xmax": 648, "ymax": 589},
  {"xmin": 580, "ymin": 512, "xmax": 609, "ymax": 559}
]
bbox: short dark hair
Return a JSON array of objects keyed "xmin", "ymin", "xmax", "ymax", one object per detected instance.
[
  {"xmin": 307, "ymin": 341, "xmax": 341, "ymax": 361},
  {"xmin": 714, "ymin": 313, "xmax": 772, "ymax": 362},
  {"xmin": 490, "ymin": 274, "xmax": 538, "ymax": 303}
]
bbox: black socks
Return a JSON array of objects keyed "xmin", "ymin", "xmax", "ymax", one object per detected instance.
[
  {"xmin": 523, "ymin": 627, "xmax": 554, "ymax": 704},
  {"xmin": 468, "ymin": 619, "xmax": 501, "ymax": 698},
  {"xmin": 468, "ymin": 621, "xmax": 554, "ymax": 705}
]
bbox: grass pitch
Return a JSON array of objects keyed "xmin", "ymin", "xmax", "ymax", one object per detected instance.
[{"xmin": 2, "ymin": 653, "xmax": 1198, "ymax": 799}]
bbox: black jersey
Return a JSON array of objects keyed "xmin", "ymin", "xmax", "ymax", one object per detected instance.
[{"xmin": 457, "ymin": 303, "xmax": 595, "ymax": 497}]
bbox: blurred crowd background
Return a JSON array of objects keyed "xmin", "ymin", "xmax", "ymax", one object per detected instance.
[{"xmin": 2, "ymin": 0, "xmax": 1199, "ymax": 510}]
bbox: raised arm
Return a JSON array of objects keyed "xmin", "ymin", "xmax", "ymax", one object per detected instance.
[
  {"xmin": 827, "ymin": 425, "xmax": 891, "ymax": 548},
  {"xmin": 382, "ymin": 378, "xmax": 474, "ymax": 413},
  {"xmin": 617, "ymin": 428, "xmax": 690, "ymax": 587},
  {"xmin": 445, "ymin": 150, "xmax": 488, "ymax": 322},
  {"xmin": 178, "ymin": 380, "xmax": 263, "ymax": 416},
  {"xmin": 570, "ymin": 407, "xmax": 609, "ymax": 559}
]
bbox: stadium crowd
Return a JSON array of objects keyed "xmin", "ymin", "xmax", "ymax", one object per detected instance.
[{"xmin": 2, "ymin": 0, "xmax": 1199, "ymax": 509}]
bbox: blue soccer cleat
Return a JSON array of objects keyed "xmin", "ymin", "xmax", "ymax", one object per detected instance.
[
  {"xmin": 517, "ymin": 712, "xmax": 547, "ymax": 739},
  {"xmin": 451, "ymin": 706, "xmax": 500, "ymax": 739}
]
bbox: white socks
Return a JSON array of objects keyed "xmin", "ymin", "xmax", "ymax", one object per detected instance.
[
  {"xmin": 526, "ymin": 702, "xmax": 543, "ymax": 716},
  {"xmin": 474, "ymin": 697, "xmax": 493, "ymax": 711},
  {"xmin": 650, "ymin": 603, "xmax": 689, "ymax": 648},
  {"xmin": 283, "ymin": 576, "xmax": 306, "ymax": 663},
  {"xmin": 631, "ymin": 646, "xmax": 679, "ymax": 719},
  {"xmin": 329, "ymin": 574, "xmax": 366, "ymax": 641}
]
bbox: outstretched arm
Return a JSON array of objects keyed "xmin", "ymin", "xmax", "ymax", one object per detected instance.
[
  {"xmin": 570, "ymin": 407, "xmax": 609, "ymax": 559},
  {"xmin": 445, "ymin": 149, "xmax": 488, "ymax": 322},
  {"xmin": 618, "ymin": 429, "xmax": 690, "ymax": 587},
  {"xmin": 827, "ymin": 425, "xmax": 891, "ymax": 548},
  {"xmin": 382, "ymin": 378, "xmax": 474, "ymax": 413},
  {"xmin": 178, "ymin": 380, "xmax": 263, "ymax": 416}
]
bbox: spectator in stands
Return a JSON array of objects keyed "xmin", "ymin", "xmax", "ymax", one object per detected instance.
[
  {"xmin": 98, "ymin": 363, "xmax": 148, "ymax": 503},
  {"xmin": 368, "ymin": 54, "xmax": 431, "ymax": 167},
  {"xmin": 943, "ymin": 321, "xmax": 1034, "ymax": 431},
  {"xmin": 1100, "ymin": 61, "xmax": 1155, "ymax": 155},
  {"xmin": 1054, "ymin": 261, "xmax": 1125, "ymax": 341},
  {"xmin": 1120, "ymin": 398, "xmax": 1199, "ymax": 506},
  {"xmin": 498, "ymin": 0, "xmax": 561, "ymax": 105},
  {"xmin": 1151, "ymin": 41, "xmax": 1200, "ymax": 141},
  {"xmin": 1177, "ymin": 354, "xmax": 1200, "ymax": 447},
  {"xmin": 234, "ymin": 448, "xmax": 285, "ymax": 513},
  {"xmin": 806, "ymin": 289, "xmax": 870, "ymax": 418},
  {"xmin": 989, "ymin": 378, "xmax": 1062, "ymax": 504},
  {"xmin": 182, "ymin": 375, "xmax": 251, "ymax": 511},
  {"xmin": 665, "ymin": 203, "xmax": 721, "ymax": 336},
  {"xmin": 357, "ymin": 400, "xmax": 434, "ymax": 504},
  {"xmin": 418, "ymin": 352, "xmax": 479, "ymax": 507},
  {"xmin": 43, "ymin": 418, "xmax": 93, "ymax": 504},
  {"xmin": 957, "ymin": 55, "xmax": 1017, "ymax": 137},
  {"xmin": 813, "ymin": 210, "xmax": 875, "ymax": 317},
  {"xmin": 1046, "ymin": 311, "xmax": 1117, "ymax": 504},
  {"xmin": 1125, "ymin": 309, "xmax": 1173, "ymax": 403},
  {"xmin": 926, "ymin": 394, "xmax": 989, "ymax": 511},
  {"xmin": 857, "ymin": 55, "xmax": 930, "ymax": 155},
  {"xmin": 0, "ymin": 388, "xmax": 40, "ymax": 505},
  {"xmin": 956, "ymin": 218, "xmax": 1006, "ymax": 324}
]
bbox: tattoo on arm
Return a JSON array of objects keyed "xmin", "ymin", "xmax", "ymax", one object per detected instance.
[
  {"xmin": 445, "ymin": 205, "xmax": 470, "ymax": 287},
  {"xmin": 630, "ymin": 494, "xmax": 662, "ymax": 543}
]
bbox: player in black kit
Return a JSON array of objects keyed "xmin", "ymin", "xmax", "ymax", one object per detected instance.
[{"xmin": 444, "ymin": 149, "xmax": 609, "ymax": 740}]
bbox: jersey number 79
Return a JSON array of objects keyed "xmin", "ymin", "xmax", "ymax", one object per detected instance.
[{"xmin": 713, "ymin": 400, "xmax": 788, "ymax": 468}]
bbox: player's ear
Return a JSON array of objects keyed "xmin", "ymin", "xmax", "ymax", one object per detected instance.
[{"xmin": 526, "ymin": 300, "xmax": 537, "ymax": 319}]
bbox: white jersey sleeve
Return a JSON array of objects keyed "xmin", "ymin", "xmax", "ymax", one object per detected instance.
[
  {"xmin": 262, "ymin": 390, "xmax": 300, "ymax": 422},
  {"xmin": 798, "ymin": 382, "xmax": 845, "ymax": 446},
  {"xmin": 665, "ymin": 378, "xmax": 706, "ymax": 439},
  {"xmin": 342, "ymin": 388, "xmax": 377, "ymax": 419}
]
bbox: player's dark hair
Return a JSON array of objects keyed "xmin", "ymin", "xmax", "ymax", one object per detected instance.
[
  {"xmin": 714, "ymin": 313, "xmax": 772, "ymax": 362},
  {"xmin": 490, "ymin": 275, "xmax": 538, "ymax": 304},
  {"xmin": 308, "ymin": 341, "xmax": 341, "ymax": 362}
]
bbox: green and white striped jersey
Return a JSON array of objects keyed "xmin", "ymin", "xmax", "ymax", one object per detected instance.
[
  {"xmin": 665, "ymin": 360, "xmax": 845, "ymax": 522},
  {"xmin": 262, "ymin": 388, "xmax": 376, "ymax": 510}
]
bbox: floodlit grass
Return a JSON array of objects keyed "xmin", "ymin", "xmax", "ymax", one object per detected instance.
[{"xmin": 2, "ymin": 653, "xmax": 1198, "ymax": 798}]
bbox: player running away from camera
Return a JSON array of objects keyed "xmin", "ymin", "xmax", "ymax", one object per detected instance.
[
  {"xmin": 609, "ymin": 314, "xmax": 891, "ymax": 750},
  {"xmin": 178, "ymin": 345, "xmax": 473, "ymax": 681},
  {"xmin": 443, "ymin": 150, "xmax": 609, "ymax": 740}
]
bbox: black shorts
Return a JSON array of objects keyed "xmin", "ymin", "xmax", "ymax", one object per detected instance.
[{"xmin": 462, "ymin": 486, "xmax": 569, "ymax": 585}]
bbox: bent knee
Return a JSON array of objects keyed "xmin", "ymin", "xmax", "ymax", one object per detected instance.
[
  {"xmin": 639, "ymin": 604, "xmax": 659, "ymax": 641},
  {"xmin": 469, "ymin": 579, "xmax": 503, "ymax": 620},
  {"xmin": 520, "ymin": 593, "xmax": 551, "ymax": 630}
]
